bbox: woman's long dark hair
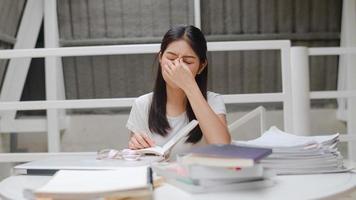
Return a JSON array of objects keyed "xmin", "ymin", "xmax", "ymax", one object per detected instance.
[{"xmin": 148, "ymin": 25, "xmax": 208, "ymax": 144}]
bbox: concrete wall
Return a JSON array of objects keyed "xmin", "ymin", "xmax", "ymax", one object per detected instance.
[
  {"xmin": 56, "ymin": 0, "xmax": 341, "ymax": 100},
  {"xmin": 5, "ymin": 0, "xmax": 342, "ymax": 110},
  {"xmin": 0, "ymin": 0, "xmax": 343, "ymax": 108}
]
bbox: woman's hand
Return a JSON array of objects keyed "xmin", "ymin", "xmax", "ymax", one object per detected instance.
[
  {"xmin": 162, "ymin": 59, "xmax": 196, "ymax": 91},
  {"xmin": 128, "ymin": 132, "xmax": 155, "ymax": 150}
]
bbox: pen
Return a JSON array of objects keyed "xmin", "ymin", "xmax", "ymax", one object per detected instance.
[{"xmin": 147, "ymin": 167, "xmax": 154, "ymax": 190}]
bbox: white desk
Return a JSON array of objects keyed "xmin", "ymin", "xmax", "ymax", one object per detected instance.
[{"xmin": 1, "ymin": 172, "xmax": 356, "ymax": 200}]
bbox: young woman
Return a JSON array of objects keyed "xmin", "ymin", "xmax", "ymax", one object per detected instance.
[{"xmin": 126, "ymin": 25, "xmax": 230, "ymax": 158}]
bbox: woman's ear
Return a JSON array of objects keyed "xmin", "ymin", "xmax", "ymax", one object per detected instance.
[
  {"xmin": 158, "ymin": 52, "xmax": 162, "ymax": 64},
  {"xmin": 197, "ymin": 60, "xmax": 207, "ymax": 74}
]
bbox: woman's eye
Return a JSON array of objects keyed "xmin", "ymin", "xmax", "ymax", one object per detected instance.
[{"xmin": 183, "ymin": 60, "xmax": 193, "ymax": 64}]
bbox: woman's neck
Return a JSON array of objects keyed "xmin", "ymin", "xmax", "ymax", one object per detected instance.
[{"xmin": 166, "ymin": 85, "xmax": 187, "ymax": 113}]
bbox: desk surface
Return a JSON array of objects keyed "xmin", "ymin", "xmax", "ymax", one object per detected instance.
[{"xmin": 1, "ymin": 172, "xmax": 356, "ymax": 200}]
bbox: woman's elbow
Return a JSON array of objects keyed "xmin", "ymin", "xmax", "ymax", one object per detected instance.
[
  {"xmin": 208, "ymin": 130, "xmax": 231, "ymax": 144},
  {"xmin": 223, "ymin": 131, "xmax": 232, "ymax": 144}
]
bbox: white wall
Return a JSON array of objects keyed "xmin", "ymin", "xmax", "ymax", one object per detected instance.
[
  {"xmin": 14, "ymin": 108, "xmax": 347, "ymax": 153},
  {"xmin": 0, "ymin": 108, "xmax": 347, "ymax": 181}
]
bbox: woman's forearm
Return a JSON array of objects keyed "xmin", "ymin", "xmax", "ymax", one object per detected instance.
[{"xmin": 183, "ymin": 84, "xmax": 231, "ymax": 144}]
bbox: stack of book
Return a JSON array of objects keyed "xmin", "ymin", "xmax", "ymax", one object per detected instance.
[
  {"xmin": 234, "ymin": 126, "xmax": 347, "ymax": 175},
  {"xmin": 152, "ymin": 144, "xmax": 274, "ymax": 193}
]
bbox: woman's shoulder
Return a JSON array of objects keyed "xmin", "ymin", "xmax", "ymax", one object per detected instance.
[
  {"xmin": 134, "ymin": 92, "xmax": 153, "ymax": 107},
  {"xmin": 206, "ymin": 91, "xmax": 226, "ymax": 114},
  {"xmin": 207, "ymin": 91, "xmax": 222, "ymax": 101}
]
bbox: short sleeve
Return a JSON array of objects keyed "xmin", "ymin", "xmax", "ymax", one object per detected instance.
[
  {"xmin": 207, "ymin": 92, "xmax": 226, "ymax": 115},
  {"xmin": 126, "ymin": 99, "xmax": 148, "ymax": 134}
]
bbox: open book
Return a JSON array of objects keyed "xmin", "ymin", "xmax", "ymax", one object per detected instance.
[{"xmin": 136, "ymin": 120, "xmax": 199, "ymax": 156}]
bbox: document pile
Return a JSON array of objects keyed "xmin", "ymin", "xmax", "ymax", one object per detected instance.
[
  {"xmin": 234, "ymin": 126, "xmax": 347, "ymax": 175},
  {"xmin": 152, "ymin": 144, "xmax": 275, "ymax": 193}
]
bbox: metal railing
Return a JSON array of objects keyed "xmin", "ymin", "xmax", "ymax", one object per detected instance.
[
  {"xmin": 0, "ymin": 42, "xmax": 355, "ymax": 163},
  {"xmin": 0, "ymin": 40, "xmax": 293, "ymax": 163},
  {"xmin": 290, "ymin": 46, "xmax": 356, "ymax": 159}
]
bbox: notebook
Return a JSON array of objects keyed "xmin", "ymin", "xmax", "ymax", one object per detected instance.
[
  {"xmin": 136, "ymin": 120, "xmax": 199, "ymax": 156},
  {"xmin": 13, "ymin": 154, "xmax": 162, "ymax": 175},
  {"xmin": 32, "ymin": 166, "xmax": 152, "ymax": 199},
  {"xmin": 180, "ymin": 144, "xmax": 272, "ymax": 168}
]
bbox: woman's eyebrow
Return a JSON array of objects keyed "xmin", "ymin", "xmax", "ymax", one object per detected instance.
[{"xmin": 166, "ymin": 51, "xmax": 196, "ymax": 59}]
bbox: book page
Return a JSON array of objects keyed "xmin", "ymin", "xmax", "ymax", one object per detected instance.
[
  {"xmin": 235, "ymin": 126, "xmax": 339, "ymax": 148},
  {"xmin": 35, "ymin": 166, "xmax": 148, "ymax": 194},
  {"xmin": 137, "ymin": 146, "xmax": 164, "ymax": 156},
  {"xmin": 137, "ymin": 120, "xmax": 198, "ymax": 156},
  {"xmin": 162, "ymin": 120, "xmax": 198, "ymax": 152}
]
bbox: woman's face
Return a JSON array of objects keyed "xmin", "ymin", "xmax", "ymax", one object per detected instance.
[{"xmin": 159, "ymin": 39, "xmax": 204, "ymax": 88}]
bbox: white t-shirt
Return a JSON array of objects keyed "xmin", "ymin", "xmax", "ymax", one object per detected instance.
[{"xmin": 126, "ymin": 91, "xmax": 226, "ymax": 159}]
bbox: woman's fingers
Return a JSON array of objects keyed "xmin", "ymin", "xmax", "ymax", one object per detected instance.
[
  {"xmin": 164, "ymin": 64, "xmax": 173, "ymax": 76},
  {"xmin": 179, "ymin": 58, "xmax": 190, "ymax": 71},
  {"xmin": 128, "ymin": 141, "xmax": 136, "ymax": 149},
  {"xmin": 167, "ymin": 61, "xmax": 175, "ymax": 71},
  {"xmin": 164, "ymin": 59, "xmax": 186, "ymax": 75},
  {"xmin": 128, "ymin": 131, "xmax": 155, "ymax": 150},
  {"xmin": 141, "ymin": 134, "xmax": 155, "ymax": 147},
  {"xmin": 173, "ymin": 59, "xmax": 180, "ymax": 67},
  {"xmin": 136, "ymin": 131, "xmax": 155, "ymax": 147},
  {"xmin": 133, "ymin": 133, "xmax": 150, "ymax": 148},
  {"xmin": 130, "ymin": 136, "xmax": 142, "ymax": 149},
  {"xmin": 163, "ymin": 65, "xmax": 173, "ymax": 78}
]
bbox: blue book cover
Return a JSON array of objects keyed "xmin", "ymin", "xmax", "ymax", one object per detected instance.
[{"xmin": 189, "ymin": 144, "xmax": 272, "ymax": 161}]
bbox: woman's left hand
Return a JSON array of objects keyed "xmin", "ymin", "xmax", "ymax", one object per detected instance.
[{"xmin": 162, "ymin": 58, "xmax": 196, "ymax": 91}]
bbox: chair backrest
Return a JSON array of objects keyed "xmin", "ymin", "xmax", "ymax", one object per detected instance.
[{"xmin": 228, "ymin": 106, "xmax": 267, "ymax": 138}]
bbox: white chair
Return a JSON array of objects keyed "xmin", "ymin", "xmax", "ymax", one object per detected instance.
[{"xmin": 228, "ymin": 106, "xmax": 267, "ymax": 138}]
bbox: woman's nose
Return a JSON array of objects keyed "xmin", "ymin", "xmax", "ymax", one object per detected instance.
[{"xmin": 174, "ymin": 58, "xmax": 181, "ymax": 65}]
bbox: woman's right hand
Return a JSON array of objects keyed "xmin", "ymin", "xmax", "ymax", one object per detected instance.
[{"xmin": 128, "ymin": 132, "xmax": 155, "ymax": 150}]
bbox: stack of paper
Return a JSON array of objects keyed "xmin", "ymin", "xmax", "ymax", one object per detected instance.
[
  {"xmin": 152, "ymin": 144, "xmax": 275, "ymax": 193},
  {"xmin": 234, "ymin": 126, "xmax": 347, "ymax": 175}
]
